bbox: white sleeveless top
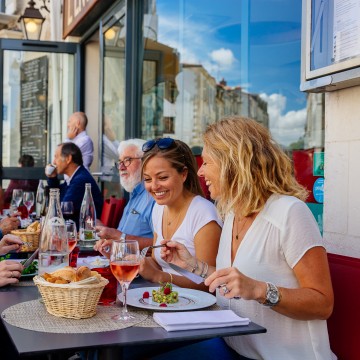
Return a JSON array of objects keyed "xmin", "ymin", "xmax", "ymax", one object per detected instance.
[{"xmin": 153, "ymin": 195, "xmax": 222, "ymax": 275}]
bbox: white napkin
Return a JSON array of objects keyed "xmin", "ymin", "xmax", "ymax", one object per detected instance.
[{"xmin": 153, "ymin": 310, "xmax": 250, "ymax": 332}]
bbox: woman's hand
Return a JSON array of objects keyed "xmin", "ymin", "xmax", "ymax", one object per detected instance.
[
  {"xmin": 139, "ymin": 257, "xmax": 162, "ymax": 282},
  {"xmin": 205, "ymin": 267, "xmax": 264, "ymax": 300},
  {"xmin": 160, "ymin": 240, "xmax": 194, "ymax": 270},
  {"xmin": 0, "ymin": 234, "xmax": 23, "ymax": 255},
  {"xmin": 0, "ymin": 259, "xmax": 23, "ymax": 287}
]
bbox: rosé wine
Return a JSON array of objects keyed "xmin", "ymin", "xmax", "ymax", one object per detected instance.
[
  {"xmin": 68, "ymin": 238, "xmax": 77, "ymax": 253},
  {"xmin": 110, "ymin": 261, "xmax": 140, "ymax": 284}
]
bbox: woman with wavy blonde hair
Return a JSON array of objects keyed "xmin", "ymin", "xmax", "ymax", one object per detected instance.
[{"xmin": 161, "ymin": 116, "xmax": 334, "ymax": 360}]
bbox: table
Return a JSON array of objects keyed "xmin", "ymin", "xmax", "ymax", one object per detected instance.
[{"xmin": 0, "ymin": 277, "xmax": 266, "ymax": 360}]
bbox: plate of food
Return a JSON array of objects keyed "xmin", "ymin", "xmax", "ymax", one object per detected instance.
[
  {"xmin": 122, "ymin": 282, "xmax": 217, "ymax": 311},
  {"xmin": 11, "ymin": 259, "xmax": 38, "ymax": 278}
]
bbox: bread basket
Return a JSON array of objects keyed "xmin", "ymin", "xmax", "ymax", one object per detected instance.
[
  {"xmin": 33, "ymin": 275, "xmax": 109, "ymax": 319},
  {"xmin": 11, "ymin": 229, "xmax": 40, "ymax": 252}
]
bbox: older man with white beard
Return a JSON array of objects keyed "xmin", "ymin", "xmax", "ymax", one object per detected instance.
[{"xmin": 95, "ymin": 139, "xmax": 154, "ymax": 250}]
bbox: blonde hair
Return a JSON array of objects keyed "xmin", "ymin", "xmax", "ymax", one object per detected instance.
[{"xmin": 203, "ymin": 116, "xmax": 308, "ymax": 218}]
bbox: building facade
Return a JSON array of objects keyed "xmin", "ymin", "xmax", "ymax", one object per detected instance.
[{"xmin": 3, "ymin": 1, "xmax": 354, "ymax": 258}]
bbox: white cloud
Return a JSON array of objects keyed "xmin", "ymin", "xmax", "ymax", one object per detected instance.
[
  {"xmin": 260, "ymin": 92, "xmax": 307, "ymax": 146},
  {"xmin": 210, "ymin": 48, "xmax": 236, "ymax": 69}
]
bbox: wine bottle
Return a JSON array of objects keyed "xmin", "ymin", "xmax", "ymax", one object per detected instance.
[
  {"xmin": 35, "ymin": 180, "xmax": 45, "ymax": 219},
  {"xmin": 79, "ymin": 183, "xmax": 97, "ymax": 248}
]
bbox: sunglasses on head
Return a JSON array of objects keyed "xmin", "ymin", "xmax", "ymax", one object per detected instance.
[{"xmin": 142, "ymin": 138, "xmax": 175, "ymax": 152}]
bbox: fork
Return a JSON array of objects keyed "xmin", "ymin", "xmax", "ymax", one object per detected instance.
[{"xmin": 140, "ymin": 244, "xmax": 166, "ymax": 258}]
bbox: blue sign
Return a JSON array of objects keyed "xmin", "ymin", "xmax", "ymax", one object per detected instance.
[{"xmin": 313, "ymin": 177, "xmax": 324, "ymax": 204}]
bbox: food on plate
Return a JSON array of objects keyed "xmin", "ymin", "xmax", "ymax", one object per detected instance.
[
  {"xmin": 21, "ymin": 259, "xmax": 38, "ymax": 275},
  {"xmin": 41, "ymin": 266, "xmax": 101, "ymax": 284},
  {"xmin": 26, "ymin": 221, "xmax": 40, "ymax": 232},
  {"xmin": 142, "ymin": 291, "xmax": 150, "ymax": 299},
  {"xmin": 152, "ymin": 282, "xmax": 178, "ymax": 304}
]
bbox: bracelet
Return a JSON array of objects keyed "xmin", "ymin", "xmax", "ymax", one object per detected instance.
[
  {"xmin": 200, "ymin": 262, "xmax": 209, "ymax": 279},
  {"xmin": 168, "ymin": 272, "xmax": 173, "ymax": 284},
  {"xmin": 187, "ymin": 258, "xmax": 198, "ymax": 273},
  {"xmin": 199, "ymin": 260, "xmax": 205, "ymax": 277}
]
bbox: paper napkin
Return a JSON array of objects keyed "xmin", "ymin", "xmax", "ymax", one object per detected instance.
[{"xmin": 153, "ymin": 310, "xmax": 250, "ymax": 331}]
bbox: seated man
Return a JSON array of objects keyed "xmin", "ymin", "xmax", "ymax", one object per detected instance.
[
  {"xmin": 95, "ymin": 139, "xmax": 154, "ymax": 250},
  {"xmin": 46, "ymin": 142, "xmax": 103, "ymax": 228}
]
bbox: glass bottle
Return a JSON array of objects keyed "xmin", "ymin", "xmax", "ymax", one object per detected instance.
[
  {"xmin": 79, "ymin": 183, "xmax": 97, "ymax": 247},
  {"xmin": 35, "ymin": 180, "xmax": 45, "ymax": 219},
  {"xmin": 38, "ymin": 188, "xmax": 69, "ymax": 275}
]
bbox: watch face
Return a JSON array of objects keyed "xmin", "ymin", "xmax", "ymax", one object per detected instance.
[{"xmin": 269, "ymin": 289, "xmax": 279, "ymax": 303}]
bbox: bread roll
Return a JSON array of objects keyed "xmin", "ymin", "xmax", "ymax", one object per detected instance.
[
  {"xmin": 75, "ymin": 266, "xmax": 92, "ymax": 281},
  {"xmin": 51, "ymin": 266, "xmax": 76, "ymax": 282}
]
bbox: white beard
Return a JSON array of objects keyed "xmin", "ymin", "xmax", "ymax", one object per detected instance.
[{"xmin": 120, "ymin": 168, "xmax": 141, "ymax": 193}]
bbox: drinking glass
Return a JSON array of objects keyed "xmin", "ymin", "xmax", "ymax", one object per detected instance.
[
  {"xmin": 23, "ymin": 191, "xmax": 35, "ymax": 219},
  {"xmin": 61, "ymin": 201, "xmax": 74, "ymax": 221},
  {"xmin": 65, "ymin": 220, "xmax": 78, "ymax": 253},
  {"xmin": 12, "ymin": 189, "xmax": 23, "ymax": 210},
  {"xmin": 110, "ymin": 240, "xmax": 140, "ymax": 320}
]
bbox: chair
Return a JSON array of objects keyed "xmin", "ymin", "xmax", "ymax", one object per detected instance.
[
  {"xmin": 100, "ymin": 197, "xmax": 126, "ymax": 228},
  {"xmin": 327, "ymin": 253, "xmax": 360, "ymax": 360}
]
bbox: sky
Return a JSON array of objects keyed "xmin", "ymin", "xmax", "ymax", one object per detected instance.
[{"xmin": 156, "ymin": 0, "xmax": 306, "ymax": 147}]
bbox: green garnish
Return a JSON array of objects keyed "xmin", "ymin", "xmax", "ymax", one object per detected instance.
[{"xmin": 20, "ymin": 260, "xmax": 38, "ymax": 275}]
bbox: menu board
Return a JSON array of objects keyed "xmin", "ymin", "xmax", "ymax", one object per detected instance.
[{"xmin": 20, "ymin": 56, "xmax": 48, "ymax": 166}]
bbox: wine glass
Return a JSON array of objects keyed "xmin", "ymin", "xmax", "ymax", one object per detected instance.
[
  {"xmin": 110, "ymin": 240, "xmax": 140, "ymax": 320},
  {"xmin": 23, "ymin": 191, "xmax": 35, "ymax": 219},
  {"xmin": 12, "ymin": 189, "xmax": 23, "ymax": 211},
  {"xmin": 61, "ymin": 201, "xmax": 74, "ymax": 221}
]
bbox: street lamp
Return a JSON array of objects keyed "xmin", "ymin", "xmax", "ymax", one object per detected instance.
[{"xmin": 18, "ymin": 0, "xmax": 45, "ymax": 40}]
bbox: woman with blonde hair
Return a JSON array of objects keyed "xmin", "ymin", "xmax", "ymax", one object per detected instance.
[
  {"xmin": 161, "ymin": 116, "xmax": 335, "ymax": 360},
  {"xmin": 140, "ymin": 138, "xmax": 222, "ymax": 291}
]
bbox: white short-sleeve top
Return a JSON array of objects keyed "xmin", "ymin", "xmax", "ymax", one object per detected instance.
[
  {"xmin": 216, "ymin": 194, "xmax": 336, "ymax": 360},
  {"xmin": 153, "ymin": 195, "xmax": 222, "ymax": 275}
]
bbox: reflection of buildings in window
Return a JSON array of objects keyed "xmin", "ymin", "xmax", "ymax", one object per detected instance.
[
  {"xmin": 163, "ymin": 117, "xmax": 174, "ymax": 133},
  {"xmin": 304, "ymin": 93, "xmax": 325, "ymax": 149}
]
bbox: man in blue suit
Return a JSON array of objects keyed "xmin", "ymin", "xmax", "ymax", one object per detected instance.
[{"xmin": 47, "ymin": 142, "xmax": 103, "ymax": 228}]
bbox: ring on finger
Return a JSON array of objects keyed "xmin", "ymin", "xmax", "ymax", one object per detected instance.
[{"xmin": 222, "ymin": 284, "xmax": 230, "ymax": 295}]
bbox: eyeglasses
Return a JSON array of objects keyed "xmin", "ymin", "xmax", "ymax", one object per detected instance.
[
  {"xmin": 142, "ymin": 138, "xmax": 175, "ymax": 152},
  {"xmin": 116, "ymin": 157, "xmax": 142, "ymax": 169}
]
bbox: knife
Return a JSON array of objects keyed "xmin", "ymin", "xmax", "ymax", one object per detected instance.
[
  {"xmin": 169, "ymin": 263, "xmax": 204, "ymax": 284},
  {"xmin": 22, "ymin": 248, "xmax": 39, "ymax": 269},
  {"xmin": 169, "ymin": 263, "xmax": 241, "ymax": 299}
]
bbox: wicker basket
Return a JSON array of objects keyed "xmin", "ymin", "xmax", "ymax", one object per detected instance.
[
  {"xmin": 11, "ymin": 229, "xmax": 40, "ymax": 252},
  {"xmin": 33, "ymin": 275, "xmax": 109, "ymax": 319}
]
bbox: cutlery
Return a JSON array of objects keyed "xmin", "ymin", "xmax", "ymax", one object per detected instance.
[
  {"xmin": 22, "ymin": 248, "xmax": 39, "ymax": 268},
  {"xmin": 140, "ymin": 244, "xmax": 166, "ymax": 258},
  {"xmin": 169, "ymin": 263, "xmax": 240, "ymax": 298}
]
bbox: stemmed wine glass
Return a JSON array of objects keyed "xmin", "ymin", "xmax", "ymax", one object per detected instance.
[
  {"xmin": 61, "ymin": 201, "xmax": 74, "ymax": 221},
  {"xmin": 23, "ymin": 191, "xmax": 35, "ymax": 219},
  {"xmin": 12, "ymin": 189, "xmax": 23, "ymax": 211},
  {"xmin": 110, "ymin": 240, "xmax": 140, "ymax": 320}
]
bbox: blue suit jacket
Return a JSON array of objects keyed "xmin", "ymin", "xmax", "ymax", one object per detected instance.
[{"xmin": 47, "ymin": 166, "xmax": 103, "ymax": 228}]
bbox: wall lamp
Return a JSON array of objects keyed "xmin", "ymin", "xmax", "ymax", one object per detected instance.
[{"xmin": 18, "ymin": 0, "xmax": 45, "ymax": 40}]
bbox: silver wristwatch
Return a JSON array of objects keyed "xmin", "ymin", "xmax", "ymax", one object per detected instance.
[
  {"xmin": 120, "ymin": 232, "xmax": 127, "ymax": 241},
  {"xmin": 262, "ymin": 282, "xmax": 281, "ymax": 307}
]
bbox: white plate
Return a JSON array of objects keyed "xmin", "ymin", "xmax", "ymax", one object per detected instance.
[
  {"xmin": 83, "ymin": 256, "xmax": 109, "ymax": 268},
  {"xmin": 122, "ymin": 287, "xmax": 216, "ymax": 311}
]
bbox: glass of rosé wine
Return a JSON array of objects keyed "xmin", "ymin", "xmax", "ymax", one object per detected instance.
[{"xmin": 110, "ymin": 239, "xmax": 140, "ymax": 320}]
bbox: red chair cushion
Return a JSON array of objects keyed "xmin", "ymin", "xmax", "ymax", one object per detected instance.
[{"xmin": 327, "ymin": 253, "xmax": 360, "ymax": 360}]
